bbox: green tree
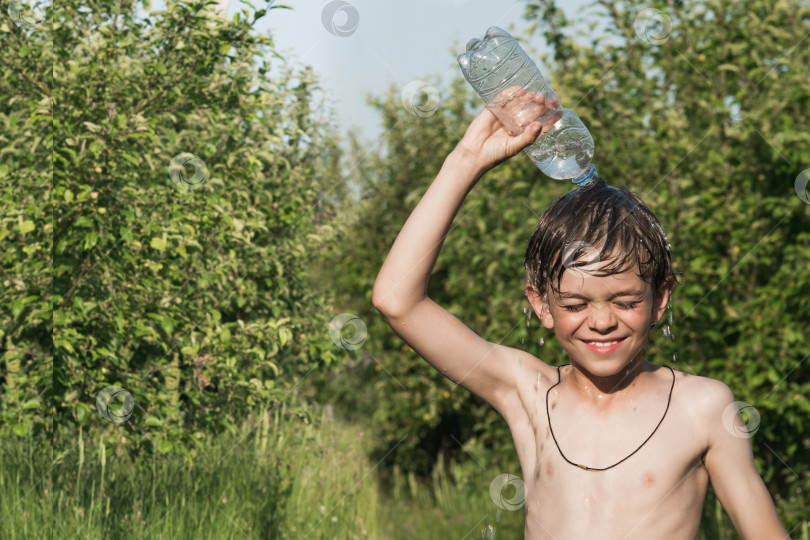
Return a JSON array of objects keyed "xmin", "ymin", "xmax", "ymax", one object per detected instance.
[
  {"xmin": 45, "ymin": 0, "xmax": 344, "ymax": 460},
  {"xmin": 0, "ymin": 0, "xmax": 53, "ymax": 441},
  {"xmin": 318, "ymin": 0, "xmax": 809, "ymax": 529}
]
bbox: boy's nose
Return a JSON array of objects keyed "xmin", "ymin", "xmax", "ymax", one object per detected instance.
[{"xmin": 588, "ymin": 304, "xmax": 618, "ymax": 332}]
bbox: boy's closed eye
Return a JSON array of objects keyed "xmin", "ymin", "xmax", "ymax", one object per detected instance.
[{"xmin": 560, "ymin": 301, "xmax": 641, "ymax": 312}]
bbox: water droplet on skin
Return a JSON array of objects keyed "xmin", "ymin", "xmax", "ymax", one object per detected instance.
[
  {"xmin": 662, "ymin": 325, "xmax": 671, "ymax": 338},
  {"xmin": 536, "ymin": 372, "xmax": 542, "ymax": 390}
]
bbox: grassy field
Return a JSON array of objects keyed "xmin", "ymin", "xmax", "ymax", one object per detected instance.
[{"xmin": 3, "ymin": 409, "xmax": 806, "ymax": 539}]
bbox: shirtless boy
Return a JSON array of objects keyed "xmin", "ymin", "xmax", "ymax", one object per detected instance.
[{"xmin": 371, "ymin": 102, "xmax": 790, "ymax": 538}]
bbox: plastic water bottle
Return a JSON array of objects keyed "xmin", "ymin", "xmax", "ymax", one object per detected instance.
[{"xmin": 458, "ymin": 26, "xmax": 597, "ymax": 186}]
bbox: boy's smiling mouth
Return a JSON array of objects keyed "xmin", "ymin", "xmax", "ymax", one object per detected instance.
[{"xmin": 581, "ymin": 337, "xmax": 627, "ymax": 353}]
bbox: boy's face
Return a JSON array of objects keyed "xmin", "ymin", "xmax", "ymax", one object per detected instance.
[{"xmin": 526, "ymin": 259, "xmax": 671, "ymax": 377}]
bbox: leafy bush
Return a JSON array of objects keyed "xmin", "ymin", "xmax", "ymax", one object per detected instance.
[
  {"xmin": 44, "ymin": 0, "xmax": 344, "ymax": 458},
  {"xmin": 0, "ymin": 0, "xmax": 53, "ymax": 440}
]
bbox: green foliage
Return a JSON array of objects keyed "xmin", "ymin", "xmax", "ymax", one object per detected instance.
[
  {"xmin": 19, "ymin": 403, "xmax": 378, "ymax": 539},
  {"xmin": 17, "ymin": 0, "xmax": 346, "ymax": 458},
  {"xmin": 0, "ymin": 0, "xmax": 53, "ymax": 442},
  {"xmin": 317, "ymin": 0, "xmax": 810, "ymax": 529}
]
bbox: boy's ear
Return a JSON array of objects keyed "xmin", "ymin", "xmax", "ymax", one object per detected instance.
[
  {"xmin": 525, "ymin": 283, "xmax": 554, "ymax": 329},
  {"xmin": 652, "ymin": 279, "xmax": 676, "ymax": 324}
]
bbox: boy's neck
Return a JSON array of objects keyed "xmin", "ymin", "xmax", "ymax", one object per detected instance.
[{"xmin": 566, "ymin": 357, "xmax": 651, "ymax": 402}]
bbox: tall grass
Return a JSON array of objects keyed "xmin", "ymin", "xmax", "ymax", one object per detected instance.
[
  {"xmin": 379, "ymin": 458, "xmax": 524, "ymax": 539},
  {"xmin": 0, "ymin": 435, "xmax": 51, "ymax": 539},
  {"xmin": 8, "ymin": 404, "xmax": 378, "ymax": 539},
  {"xmin": 4, "ymin": 409, "xmax": 806, "ymax": 539}
]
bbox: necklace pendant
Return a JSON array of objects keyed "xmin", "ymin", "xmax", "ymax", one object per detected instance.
[{"xmin": 577, "ymin": 464, "xmax": 589, "ymax": 470}]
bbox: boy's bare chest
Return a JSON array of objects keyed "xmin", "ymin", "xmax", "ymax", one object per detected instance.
[{"xmin": 507, "ymin": 367, "xmax": 709, "ymax": 537}]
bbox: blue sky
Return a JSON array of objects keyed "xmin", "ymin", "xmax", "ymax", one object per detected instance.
[
  {"xmin": 254, "ymin": 0, "xmax": 592, "ymax": 142},
  {"xmin": 139, "ymin": 0, "xmax": 594, "ymax": 141}
]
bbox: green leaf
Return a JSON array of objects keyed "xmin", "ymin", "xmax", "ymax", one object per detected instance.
[
  {"xmin": 150, "ymin": 237, "xmax": 167, "ymax": 251},
  {"xmin": 83, "ymin": 232, "xmax": 99, "ymax": 250},
  {"xmin": 157, "ymin": 440, "xmax": 173, "ymax": 453},
  {"xmin": 18, "ymin": 220, "xmax": 35, "ymax": 235},
  {"xmin": 12, "ymin": 423, "xmax": 28, "ymax": 437},
  {"xmin": 122, "ymin": 153, "xmax": 140, "ymax": 166},
  {"xmin": 219, "ymin": 43, "xmax": 231, "ymax": 55},
  {"xmin": 278, "ymin": 327, "xmax": 292, "ymax": 347},
  {"xmin": 144, "ymin": 415, "xmax": 163, "ymax": 427},
  {"xmin": 22, "ymin": 398, "xmax": 41, "ymax": 410},
  {"xmin": 266, "ymin": 361, "xmax": 279, "ymax": 377},
  {"xmin": 83, "ymin": 122, "xmax": 102, "ymax": 133},
  {"xmin": 220, "ymin": 326, "xmax": 231, "ymax": 345},
  {"xmin": 119, "ymin": 227, "xmax": 133, "ymax": 244},
  {"xmin": 75, "ymin": 403, "xmax": 91, "ymax": 427}
]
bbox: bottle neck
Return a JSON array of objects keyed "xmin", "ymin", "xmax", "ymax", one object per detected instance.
[{"xmin": 572, "ymin": 164, "xmax": 596, "ymax": 186}]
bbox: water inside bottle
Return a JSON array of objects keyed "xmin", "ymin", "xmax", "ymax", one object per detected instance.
[
  {"xmin": 523, "ymin": 109, "xmax": 594, "ymax": 180},
  {"xmin": 527, "ymin": 140, "xmax": 594, "ymax": 179}
]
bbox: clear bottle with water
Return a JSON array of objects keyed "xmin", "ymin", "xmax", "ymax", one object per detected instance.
[{"xmin": 458, "ymin": 26, "xmax": 597, "ymax": 186}]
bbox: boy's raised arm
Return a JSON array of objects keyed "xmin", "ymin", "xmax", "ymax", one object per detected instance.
[{"xmin": 372, "ymin": 103, "xmax": 548, "ymax": 414}]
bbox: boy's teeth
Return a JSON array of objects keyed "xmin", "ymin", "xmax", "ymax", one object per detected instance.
[{"xmin": 587, "ymin": 340, "xmax": 618, "ymax": 346}]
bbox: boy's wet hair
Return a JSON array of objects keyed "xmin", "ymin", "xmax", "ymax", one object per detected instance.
[{"xmin": 524, "ymin": 176, "xmax": 677, "ymax": 298}]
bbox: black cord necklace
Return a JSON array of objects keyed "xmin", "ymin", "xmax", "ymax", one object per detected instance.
[{"xmin": 545, "ymin": 363, "xmax": 675, "ymax": 471}]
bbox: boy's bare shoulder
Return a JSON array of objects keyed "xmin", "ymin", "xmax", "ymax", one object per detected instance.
[
  {"xmin": 671, "ymin": 368, "xmax": 735, "ymax": 432},
  {"xmin": 673, "ymin": 369, "xmax": 734, "ymax": 405}
]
